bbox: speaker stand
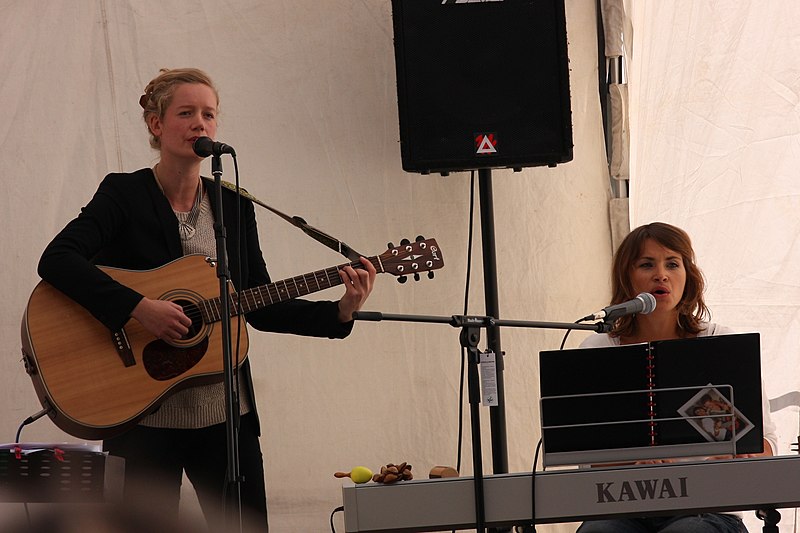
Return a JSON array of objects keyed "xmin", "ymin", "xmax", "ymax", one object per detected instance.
[{"xmin": 477, "ymin": 168, "xmax": 509, "ymax": 479}]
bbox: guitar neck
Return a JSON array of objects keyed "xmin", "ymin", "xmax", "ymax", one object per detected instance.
[{"xmin": 200, "ymin": 256, "xmax": 381, "ymax": 322}]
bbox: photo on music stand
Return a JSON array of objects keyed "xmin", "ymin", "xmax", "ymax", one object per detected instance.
[{"xmin": 678, "ymin": 385, "xmax": 754, "ymax": 443}]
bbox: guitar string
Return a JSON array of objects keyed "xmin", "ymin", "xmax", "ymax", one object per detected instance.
[
  {"xmin": 174, "ymin": 261, "xmax": 378, "ymax": 324},
  {"xmin": 169, "ymin": 251, "xmax": 439, "ymax": 330},
  {"xmin": 168, "ymin": 249, "xmax": 435, "ymax": 337}
]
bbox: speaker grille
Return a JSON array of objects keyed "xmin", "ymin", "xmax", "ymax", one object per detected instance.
[{"xmin": 391, "ymin": 0, "xmax": 573, "ymax": 173}]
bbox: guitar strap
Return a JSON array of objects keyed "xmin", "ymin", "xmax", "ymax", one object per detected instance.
[{"xmin": 217, "ymin": 180, "xmax": 364, "ymax": 261}]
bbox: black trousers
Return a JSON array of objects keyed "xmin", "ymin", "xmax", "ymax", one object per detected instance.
[{"xmin": 103, "ymin": 412, "xmax": 268, "ymax": 532}]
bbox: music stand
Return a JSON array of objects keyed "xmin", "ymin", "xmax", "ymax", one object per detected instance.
[
  {"xmin": 539, "ymin": 333, "xmax": 765, "ymax": 466},
  {"xmin": 0, "ymin": 444, "xmax": 124, "ymax": 503}
]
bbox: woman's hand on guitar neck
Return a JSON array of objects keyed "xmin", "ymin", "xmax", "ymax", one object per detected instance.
[
  {"xmin": 131, "ymin": 297, "xmax": 192, "ymax": 342},
  {"xmin": 337, "ymin": 257, "xmax": 377, "ymax": 323}
]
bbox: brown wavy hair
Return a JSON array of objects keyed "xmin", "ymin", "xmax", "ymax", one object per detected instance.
[
  {"xmin": 139, "ymin": 68, "xmax": 219, "ymax": 149},
  {"xmin": 609, "ymin": 222, "xmax": 709, "ymax": 337}
]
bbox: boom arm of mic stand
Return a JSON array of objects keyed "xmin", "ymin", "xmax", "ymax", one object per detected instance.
[
  {"xmin": 217, "ymin": 180, "xmax": 364, "ymax": 261},
  {"xmin": 352, "ymin": 311, "xmax": 612, "ymax": 333}
]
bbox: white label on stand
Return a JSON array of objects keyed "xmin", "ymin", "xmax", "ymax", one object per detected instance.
[{"xmin": 480, "ymin": 350, "xmax": 498, "ymax": 407}]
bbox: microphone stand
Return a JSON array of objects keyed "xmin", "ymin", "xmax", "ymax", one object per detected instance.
[
  {"xmin": 211, "ymin": 153, "xmax": 242, "ymax": 530},
  {"xmin": 207, "ymin": 151, "xmax": 370, "ymax": 531},
  {"xmin": 352, "ymin": 311, "xmax": 610, "ymax": 532}
]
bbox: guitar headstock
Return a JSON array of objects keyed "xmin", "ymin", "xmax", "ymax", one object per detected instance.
[{"xmin": 379, "ymin": 236, "xmax": 444, "ymax": 283}]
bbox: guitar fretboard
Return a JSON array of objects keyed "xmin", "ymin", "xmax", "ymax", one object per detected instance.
[{"xmin": 198, "ymin": 256, "xmax": 381, "ymax": 323}]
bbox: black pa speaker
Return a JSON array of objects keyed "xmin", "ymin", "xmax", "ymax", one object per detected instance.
[{"xmin": 391, "ymin": 0, "xmax": 573, "ymax": 174}]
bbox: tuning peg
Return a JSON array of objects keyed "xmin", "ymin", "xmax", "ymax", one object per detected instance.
[
  {"xmin": 415, "ymin": 235, "xmax": 425, "ymax": 242},
  {"xmin": 387, "ymin": 242, "xmax": 394, "ymax": 249},
  {"xmin": 413, "ymin": 273, "xmax": 420, "ymax": 282},
  {"xmin": 397, "ymin": 276, "xmax": 407, "ymax": 284},
  {"xmin": 428, "ymin": 271, "xmax": 435, "ymax": 280},
  {"xmin": 400, "ymin": 238, "xmax": 411, "ymax": 246}
]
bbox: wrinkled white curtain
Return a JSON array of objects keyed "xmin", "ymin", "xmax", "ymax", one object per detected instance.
[
  {"xmin": 630, "ymin": 1, "xmax": 800, "ymax": 530},
  {"xmin": 600, "ymin": 0, "xmax": 634, "ymax": 252},
  {"xmin": 0, "ymin": 1, "xmax": 609, "ymax": 531}
]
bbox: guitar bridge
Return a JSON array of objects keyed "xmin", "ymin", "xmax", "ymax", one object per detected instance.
[{"xmin": 112, "ymin": 329, "xmax": 136, "ymax": 367}]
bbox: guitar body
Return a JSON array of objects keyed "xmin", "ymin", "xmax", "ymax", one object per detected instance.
[
  {"xmin": 21, "ymin": 255, "xmax": 249, "ymax": 440},
  {"xmin": 20, "ymin": 238, "xmax": 444, "ymax": 440}
]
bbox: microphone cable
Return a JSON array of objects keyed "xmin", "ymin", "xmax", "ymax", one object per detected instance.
[
  {"xmin": 14, "ymin": 405, "xmax": 53, "ymax": 531},
  {"xmin": 447, "ymin": 171, "xmax": 477, "ymax": 533},
  {"xmin": 524, "ymin": 437, "xmax": 544, "ymax": 533},
  {"xmin": 455, "ymin": 170, "xmax": 477, "ymax": 478},
  {"xmin": 329, "ymin": 505, "xmax": 345, "ymax": 532},
  {"xmin": 15, "ymin": 405, "xmax": 52, "ymax": 443}
]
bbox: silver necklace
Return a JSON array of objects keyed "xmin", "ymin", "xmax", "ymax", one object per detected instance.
[
  {"xmin": 153, "ymin": 165, "xmax": 203, "ymax": 241},
  {"xmin": 177, "ymin": 180, "xmax": 203, "ymax": 241}
]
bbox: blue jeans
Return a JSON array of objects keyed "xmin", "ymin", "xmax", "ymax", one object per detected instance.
[{"xmin": 576, "ymin": 514, "xmax": 747, "ymax": 533}]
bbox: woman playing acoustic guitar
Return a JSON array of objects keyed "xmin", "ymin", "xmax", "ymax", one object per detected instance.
[{"xmin": 37, "ymin": 68, "xmax": 376, "ymax": 531}]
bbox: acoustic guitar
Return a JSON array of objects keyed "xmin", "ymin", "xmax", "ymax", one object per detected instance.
[{"xmin": 21, "ymin": 238, "xmax": 443, "ymax": 440}]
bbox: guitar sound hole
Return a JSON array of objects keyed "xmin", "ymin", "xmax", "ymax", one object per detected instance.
[
  {"xmin": 142, "ymin": 298, "xmax": 211, "ymax": 381},
  {"xmin": 177, "ymin": 300, "xmax": 203, "ymax": 340},
  {"xmin": 143, "ymin": 337, "xmax": 209, "ymax": 381}
]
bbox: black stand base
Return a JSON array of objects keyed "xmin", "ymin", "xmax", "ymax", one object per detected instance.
[{"xmin": 756, "ymin": 508, "xmax": 781, "ymax": 533}]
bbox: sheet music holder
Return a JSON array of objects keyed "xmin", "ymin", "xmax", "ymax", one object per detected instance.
[
  {"xmin": 0, "ymin": 443, "xmax": 124, "ymax": 503},
  {"xmin": 539, "ymin": 333, "xmax": 764, "ymax": 466}
]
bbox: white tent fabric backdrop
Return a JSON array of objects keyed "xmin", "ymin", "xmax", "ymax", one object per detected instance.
[
  {"xmin": 4, "ymin": 0, "xmax": 799, "ymax": 531},
  {"xmin": 1, "ymin": 1, "xmax": 610, "ymax": 531},
  {"xmin": 630, "ymin": 1, "xmax": 800, "ymax": 531}
]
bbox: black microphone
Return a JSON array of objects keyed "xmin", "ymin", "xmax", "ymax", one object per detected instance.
[
  {"xmin": 193, "ymin": 136, "xmax": 236, "ymax": 157},
  {"xmin": 583, "ymin": 292, "xmax": 657, "ymax": 322}
]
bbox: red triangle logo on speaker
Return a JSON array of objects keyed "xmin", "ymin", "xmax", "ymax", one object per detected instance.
[{"xmin": 475, "ymin": 134, "xmax": 498, "ymax": 155}]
